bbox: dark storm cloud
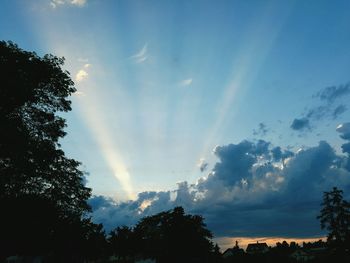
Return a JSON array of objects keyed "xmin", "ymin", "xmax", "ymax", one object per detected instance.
[
  {"xmin": 90, "ymin": 138, "xmax": 350, "ymax": 238},
  {"xmin": 290, "ymin": 118, "xmax": 310, "ymax": 131}
]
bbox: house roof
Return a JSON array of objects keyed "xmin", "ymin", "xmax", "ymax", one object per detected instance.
[{"xmin": 247, "ymin": 242, "xmax": 268, "ymax": 249}]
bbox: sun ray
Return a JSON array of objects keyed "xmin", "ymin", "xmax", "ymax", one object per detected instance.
[{"xmin": 191, "ymin": 2, "xmax": 294, "ymax": 181}]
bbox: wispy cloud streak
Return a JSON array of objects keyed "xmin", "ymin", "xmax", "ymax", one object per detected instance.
[
  {"xmin": 50, "ymin": 0, "xmax": 87, "ymax": 8},
  {"xmin": 180, "ymin": 78, "xmax": 193, "ymax": 86},
  {"xmin": 131, "ymin": 44, "xmax": 148, "ymax": 63}
]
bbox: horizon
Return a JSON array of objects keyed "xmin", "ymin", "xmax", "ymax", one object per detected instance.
[
  {"xmin": 215, "ymin": 236, "xmax": 327, "ymax": 251},
  {"xmin": 1, "ymin": 0, "xmax": 350, "ymax": 251}
]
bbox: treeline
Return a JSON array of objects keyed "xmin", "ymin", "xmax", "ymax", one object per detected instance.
[{"xmin": 222, "ymin": 239, "xmax": 348, "ymax": 263}]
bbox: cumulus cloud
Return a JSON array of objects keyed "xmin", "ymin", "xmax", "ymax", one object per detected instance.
[
  {"xmin": 290, "ymin": 118, "xmax": 310, "ymax": 131},
  {"xmin": 336, "ymin": 122, "xmax": 350, "ymax": 140},
  {"xmin": 90, "ymin": 133, "xmax": 350, "ymax": 239},
  {"xmin": 271, "ymin": 146, "xmax": 294, "ymax": 163},
  {"xmin": 75, "ymin": 63, "xmax": 91, "ymax": 83},
  {"xmin": 50, "ymin": 0, "xmax": 87, "ymax": 8},
  {"xmin": 75, "ymin": 69, "xmax": 88, "ymax": 82},
  {"xmin": 131, "ymin": 44, "xmax": 148, "ymax": 64},
  {"xmin": 342, "ymin": 143, "xmax": 350, "ymax": 155}
]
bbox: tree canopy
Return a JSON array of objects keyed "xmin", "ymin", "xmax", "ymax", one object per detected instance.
[
  {"xmin": 108, "ymin": 206, "xmax": 216, "ymax": 263},
  {"xmin": 0, "ymin": 41, "xmax": 96, "ymax": 259},
  {"xmin": 0, "ymin": 40, "xmax": 91, "ymax": 217}
]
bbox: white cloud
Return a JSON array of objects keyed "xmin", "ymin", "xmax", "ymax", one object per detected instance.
[
  {"xmin": 50, "ymin": 0, "xmax": 87, "ymax": 8},
  {"xmin": 180, "ymin": 78, "xmax": 193, "ymax": 86},
  {"xmin": 131, "ymin": 44, "xmax": 148, "ymax": 63},
  {"xmin": 75, "ymin": 69, "xmax": 88, "ymax": 82},
  {"xmin": 75, "ymin": 61, "xmax": 92, "ymax": 83},
  {"xmin": 71, "ymin": 0, "xmax": 86, "ymax": 7},
  {"xmin": 50, "ymin": 0, "xmax": 64, "ymax": 8}
]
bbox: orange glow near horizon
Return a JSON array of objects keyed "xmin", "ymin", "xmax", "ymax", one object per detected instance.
[{"xmin": 214, "ymin": 236, "xmax": 327, "ymax": 251}]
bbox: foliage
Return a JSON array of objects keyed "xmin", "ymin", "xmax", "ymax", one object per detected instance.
[
  {"xmin": 109, "ymin": 226, "xmax": 135, "ymax": 260},
  {"xmin": 0, "ymin": 41, "xmax": 99, "ymax": 260},
  {"xmin": 0, "ymin": 41, "xmax": 91, "ymax": 216},
  {"xmin": 317, "ymin": 187, "xmax": 350, "ymax": 249},
  {"xmin": 108, "ymin": 207, "xmax": 216, "ymax": 263}
]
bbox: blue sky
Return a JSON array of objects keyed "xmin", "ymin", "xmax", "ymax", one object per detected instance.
[{"xmin": 2, "ymin": 0, "xmax": 350, "ymax": 246}]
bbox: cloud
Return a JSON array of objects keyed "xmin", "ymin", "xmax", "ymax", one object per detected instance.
[
  {"xmin": 180, "ymin": 78, "xmax": 193, "ymax": 87},
  {"xmin": 50, "ymin": 0, "xmax": 87, "ymax": 8},
  {"xmin": 332, "ymin": 105, "xmax": 347, "ymax": 119},
  {"xmin": 131, "ymin": 44, "xmax": 148, "ymax": 64},
  {"xmin": 306, "ymin": 106, "xmax": 328, "ymax": 121},
  {"xmin": 307, "ymin": 83, "xmax": 350, "ymax": 120},
  {"xmin": 315, "ymin": 83, "xmax": 350, "ymax": 103},
  {"xmin": 71, "ymin": 0, "xmax": 87, "ymax": 6},
  {"xmin": 197, "ymin": 158, "xmax": 209, "ymax": 172},
  {"xmin": 75, "ymin": 62, "xmax": 91, "ymax": 83},
  {"xmin": 253, "ymin": 122, "xmax": 268, "ymax": 136},
  {"xmin": 336, "ymin": 123, "xmax": 350, "ymax": 140},
  {"xmin": 342, "ymin": 143, "xmax": 350, "ymax": 155},
  {"xmin": 290, "ymin": 82, "xmax": 350, "ymax": 133},
  {"xmin": 75, "ymin": 69, "xmax": 88, "ymax": 82},
  {"xmin": 271, "ymin": 146, "xmax": 294, "ymax": 163},
  {"xmin": 89, "ymin": 133, "xmax": 350, "ymax": 239},
  {"xmin": 290, "ymin": 118, "xmax": 310, "ymax": 131}
]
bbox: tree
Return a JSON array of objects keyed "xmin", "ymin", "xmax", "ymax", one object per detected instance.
[
  {"xmin": 0, "ymin": 41, "xmax": 93, "ymax": 258},
  {"xmin": 317, "ymin": 187, "xmax": 350, "ymax": 249},
  {"xmin": 133, "ymin": 206, "xmax": 215, "ymax": 263},
  {"xmin": 108, "ymin": 226, "xmax": 135, "ymax": 261},
  {"xmin": 0, "ymin": 40, "xmax": 91, "ymax": 215}
]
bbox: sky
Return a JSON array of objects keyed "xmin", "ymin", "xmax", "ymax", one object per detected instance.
[{"xmin": 1, "ymin": 0, "xmax": 350, "ymax": 248}]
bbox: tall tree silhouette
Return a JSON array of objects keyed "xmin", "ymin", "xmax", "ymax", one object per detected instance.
[
  {"xmin": 0, "ymin": 41, "xmax": 92, "ymax": 259},
  {"xmin": 317, "ymin": 187, "xmax": 350, "ymax": 249}
]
